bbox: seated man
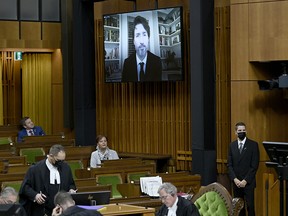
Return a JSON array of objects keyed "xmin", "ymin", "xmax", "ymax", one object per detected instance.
[
  {"xmin": 0, "ymin": 187, "xmax": 18, "ymax": 204},
  {"xmin": 52, "ymin": 191, "xmax": 102, "ymax": 216},
  {"xmin": 0, "ymin": 187, "xmax": 27, "ymax": 216},
  {"xmin": 17, "ymin": 116, "xmax": 45, "ymax": 142},
  {"xmin": 157, "ymin": 182, "xmax": 200, "ymax": 216}
]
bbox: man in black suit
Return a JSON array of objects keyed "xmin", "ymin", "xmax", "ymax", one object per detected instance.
[
  {"xmin": 122, "ymin": 15, "xmax": 162, "ymax": 82},
  {"xmin": 227, "ymin": 122, "xmax": 259, "ymax": 216},
  {"xmin": 156, "ymin": 182, "xmax": 200, "ymax": 216}
]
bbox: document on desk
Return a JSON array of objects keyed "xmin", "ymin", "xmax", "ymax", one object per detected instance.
[{"xmin": 140, "ymin": 176, "xmax": 162, "ymax": 197}]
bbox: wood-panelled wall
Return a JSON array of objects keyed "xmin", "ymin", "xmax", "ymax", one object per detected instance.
[{"xmin": 231, "ymin": 0, "xmax": 288, "ymax": 215}]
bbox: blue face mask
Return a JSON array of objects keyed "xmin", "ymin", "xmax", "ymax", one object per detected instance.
[{"xmin": 237, "ymin": 132, "xmax": 246, "ymax": 141}]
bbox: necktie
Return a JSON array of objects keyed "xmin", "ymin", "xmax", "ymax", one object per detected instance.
[
  {"xmin": 139, "ymin": 62, "xmax": 145, "ymax": 81},
  {"xmin": 29, "ymin": 130, "xmax": 34, "ymax": 136},
  {"xmin": 239, "ymin": 143, "xmax": 243, "ymax": 154}
]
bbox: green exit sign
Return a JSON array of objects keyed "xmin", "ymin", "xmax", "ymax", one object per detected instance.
[{"xmin": 14, "ymin": 52, "xmax": 22, "ymax": 61}]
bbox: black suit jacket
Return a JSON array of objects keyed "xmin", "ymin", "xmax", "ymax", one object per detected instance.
[
  {"xmin": 122, "ymin": 51, "xmax": 162, "ymax": 82},
  {"xmin": 227, "ymin": 138, "xmax": 259, "ymax": 188},
  {"xmin": 156, "ymin": 196, "xmax": 200, "ymax": 216},
  {"xmin": 19, "ymin": 160, "xmax": 76, "ymax": 216}
]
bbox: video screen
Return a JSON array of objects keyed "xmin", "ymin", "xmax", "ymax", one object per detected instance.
[{"xmin": 103, "ymin": 7, "xmax": 184, "ymax": 83}]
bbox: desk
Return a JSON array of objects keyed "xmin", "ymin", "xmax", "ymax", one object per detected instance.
[
  {"xmin": 118, "ymin": 152, "xmax": 171, "ymax": 173},
  {"xmin": 99, "ymin": 203, "xmax": 155, "ymax": 216}
]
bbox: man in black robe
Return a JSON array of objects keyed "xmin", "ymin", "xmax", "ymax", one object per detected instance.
[{"xmin": 19, "ymin": 144, "xmax": 77, "ymax": 216}]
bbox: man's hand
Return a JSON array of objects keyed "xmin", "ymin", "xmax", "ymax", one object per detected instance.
[
  {"xmin": 35, "ymin": 191, "xmax": 47, "ymax": 204},
  {"xmin": 239, "ymin": 180, "xmax": 247, "ymax": 188},
  {"xmin": 234, "ymin": 178, "xmax": 241, "ymax": 188},
  {"xmin": 52, "ymin": 205, "xmax": 62, "ymax": 216}
]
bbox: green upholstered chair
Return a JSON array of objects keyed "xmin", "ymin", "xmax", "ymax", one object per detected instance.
[
  {"xmin": 0, "ymin": 137, "xmax": 13, "ymax": 145},
  {"xmin": 191, "ymin": 182, "xmax": 244, "ymax": 216},
  {"xmin": 67, "ymin": 160, "xmax": 84, "ymax": 179},
  {"xmin": 96, "ymin": 173, "xmax": 123, "ymax": 198},
  {"xmin": 19, "ymin": 147, "xmax": 45, "ymax": 164},
  {"xmin": 127, "ymin": 171, "xmax": 150, "ymax": 183}
]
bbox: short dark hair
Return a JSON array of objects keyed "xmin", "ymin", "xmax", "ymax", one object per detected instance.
[
  {"xmin": 235, "ymin": 122, "xmax": 246, "ymax": 130},
  {"xmin": 133, "ymin": 16, "xmax": 150, "ymax": 39},
  {"xmin": 49, "ymin": 144, "xmax": 65, "ymax": 156},
  {"xmin": 96, "ymin": 135, "xmax": 108, "ymax": 144},
  {"xmin": 20, "ymin": 117, "xmax": 30, "ymax": 126},
  {"xmin": 54, "ymin": 191, "xmax": 74, "ymax": 206}
]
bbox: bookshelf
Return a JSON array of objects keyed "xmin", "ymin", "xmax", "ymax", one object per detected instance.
[{"xmin": 103, "ymin": 15, "xmax": 121, "ymax": 82}]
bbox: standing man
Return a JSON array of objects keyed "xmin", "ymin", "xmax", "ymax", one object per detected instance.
[
  {"xmin": 19, "ymin": 144, "xmax": 77, "ymax": 216},
  {"xmin": 227, "ymin": 122, "xmax": 259, "ymax": 216},
  {"xmin": 122, "ymin": 15, "xmax": 162, "ymax": 82},
  {"xmin": 17, "ymin": 116, "xmax": 45, "ymax": 142},
  {"xmin": 157, "ymin": 182, "xmax": 200, "ymax": 216}
]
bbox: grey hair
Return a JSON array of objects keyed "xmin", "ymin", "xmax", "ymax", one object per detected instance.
[
  {"xmin": 157, "ymin": 182, "xmax": 177, "ymax": 196},
  {"xmin": 1, "ymin": 186, "xmax": 18, "ymax": 199}
]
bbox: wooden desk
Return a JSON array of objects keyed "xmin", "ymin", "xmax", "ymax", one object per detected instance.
[
  {"xmin": 99, "ymin": 203, "xmax": 155, "ymax": 216},
  {"xmin": 118, "ymin": 152, "xmax": 171, "ymax": 173}
]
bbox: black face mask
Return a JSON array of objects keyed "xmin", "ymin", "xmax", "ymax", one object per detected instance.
[
  {"xmin": 237, "ymin": 132, "xmax": 246, "ymax": 141},
  {"xmin": 53, "ymin": 160, "xmax": 64, "ymax": 168}
]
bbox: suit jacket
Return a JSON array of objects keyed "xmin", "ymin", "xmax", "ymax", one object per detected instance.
[
  {"xmin": 227, "ymin": 138, "xmax": 259, "ymax": 188},
  {"xmin": 122, "ymin": 51, "xmax": 162, "ymax": 82},
  {"xmin": 60, "ymin": 205, "xmax": 102, "ymax": 216},
  {"xmin": 17, "ymin": 126, "xmax": 45, "ymax": 142},
  {"xmin": 156, "ymin": 196, "xmax": 200, "ymax": 216},
  {"xmin": 19, "ymin": 159, "xmax": 76, "ymax": 216}
]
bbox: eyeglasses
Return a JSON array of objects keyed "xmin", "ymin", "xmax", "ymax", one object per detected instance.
[{"xmin": 159, "ymin": 194, "xmax": 170, "ymax": 200}]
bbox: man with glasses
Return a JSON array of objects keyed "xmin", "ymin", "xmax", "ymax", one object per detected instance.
[
  {"xmin": 19, "ymin": 144, "xmax": 77, "ymax": 216},
  {"xmin": 157, "ymin": 182, "xmax": 200, "ymax": 216}
]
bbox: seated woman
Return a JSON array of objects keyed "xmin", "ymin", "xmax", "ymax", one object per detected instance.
[{"xmin": 90, "ymin": 135, "xmax": 119, "ymax": 168}]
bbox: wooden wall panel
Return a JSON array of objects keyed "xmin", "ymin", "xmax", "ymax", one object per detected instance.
[
  {"xmin": 42, "ymin": 23, "xmax": 61, "ymax": 41},
  {"xmin": 231, "ymin": 81, "xmax": 288, "ymax": 153},
  {"xmin": 249, "ymin": 1, "xmax": 288, "ymax": 61},
  {"xmin": 0, "ymin": 21, "xmax": 19, "ymax": 39},
  {"xmin": 230, "ymin": 4, "xmax": 250, "ymax": 80},
  {"xmin": 21, "ymin": 22, "xmax": 41, "ymax": 40},
  {"xmin": 214, "ymin": 4, "xmax": 231, "ymax": 174}
]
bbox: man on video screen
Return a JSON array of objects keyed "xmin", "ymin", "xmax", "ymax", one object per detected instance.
[{"xmin": 122, "ymin": 15, "xmax": 162, "ymax": 82}]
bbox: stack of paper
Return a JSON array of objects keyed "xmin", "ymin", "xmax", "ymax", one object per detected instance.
[{"xmin": 140, "ymin": 176, "xmax": 163, "ymax": 197}]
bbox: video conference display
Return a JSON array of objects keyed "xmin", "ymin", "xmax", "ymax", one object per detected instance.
[{"xmin": 103, "ymin": 7, "xmax": 184, "ymax": 83}]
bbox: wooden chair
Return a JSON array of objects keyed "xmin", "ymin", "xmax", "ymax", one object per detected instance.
[
  {"xmin": 19, "ymin": 147, "xmax": 45, "ymax": 164},
  {"xmin": 191, "ymin": 182, "xmax": 244, "ymax": 216},
  {"xmin": 96, "ymin": 173, "xmax": 123, "ymax": 198}
]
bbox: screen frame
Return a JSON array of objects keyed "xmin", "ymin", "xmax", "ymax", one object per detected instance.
[
  {"xmin": 71, "ymin": 191, "xmax": 111, "ymax": 205},
  {"xmin": 103, "ymin": 6, "xmax": 185, "ymax": 83}
]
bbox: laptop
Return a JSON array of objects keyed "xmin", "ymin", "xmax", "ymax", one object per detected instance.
[{"xmin": 71, "ymin": 191, "xmax": 111, "ymax": 206}]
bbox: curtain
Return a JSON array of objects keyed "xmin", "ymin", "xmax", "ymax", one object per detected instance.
[
  {"xmin": 0, "ymin": 53, "xmax": 3, "ymax": 125},
  {"xmin": 22, "ymin": 53, "xmax": 52, "ymax": 134}
]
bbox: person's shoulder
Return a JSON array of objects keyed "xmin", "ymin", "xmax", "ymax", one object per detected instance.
[
  {"xmin": 147, "ymin": 51, "xmax": 161, "ymax": 60},
  {"xmin": 246, "ymin": 138, "xmax": 258, "ymax": 145},
  {"xmin": 124, "ymin": 53, "xmax": 136, "ymax": 62}
]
